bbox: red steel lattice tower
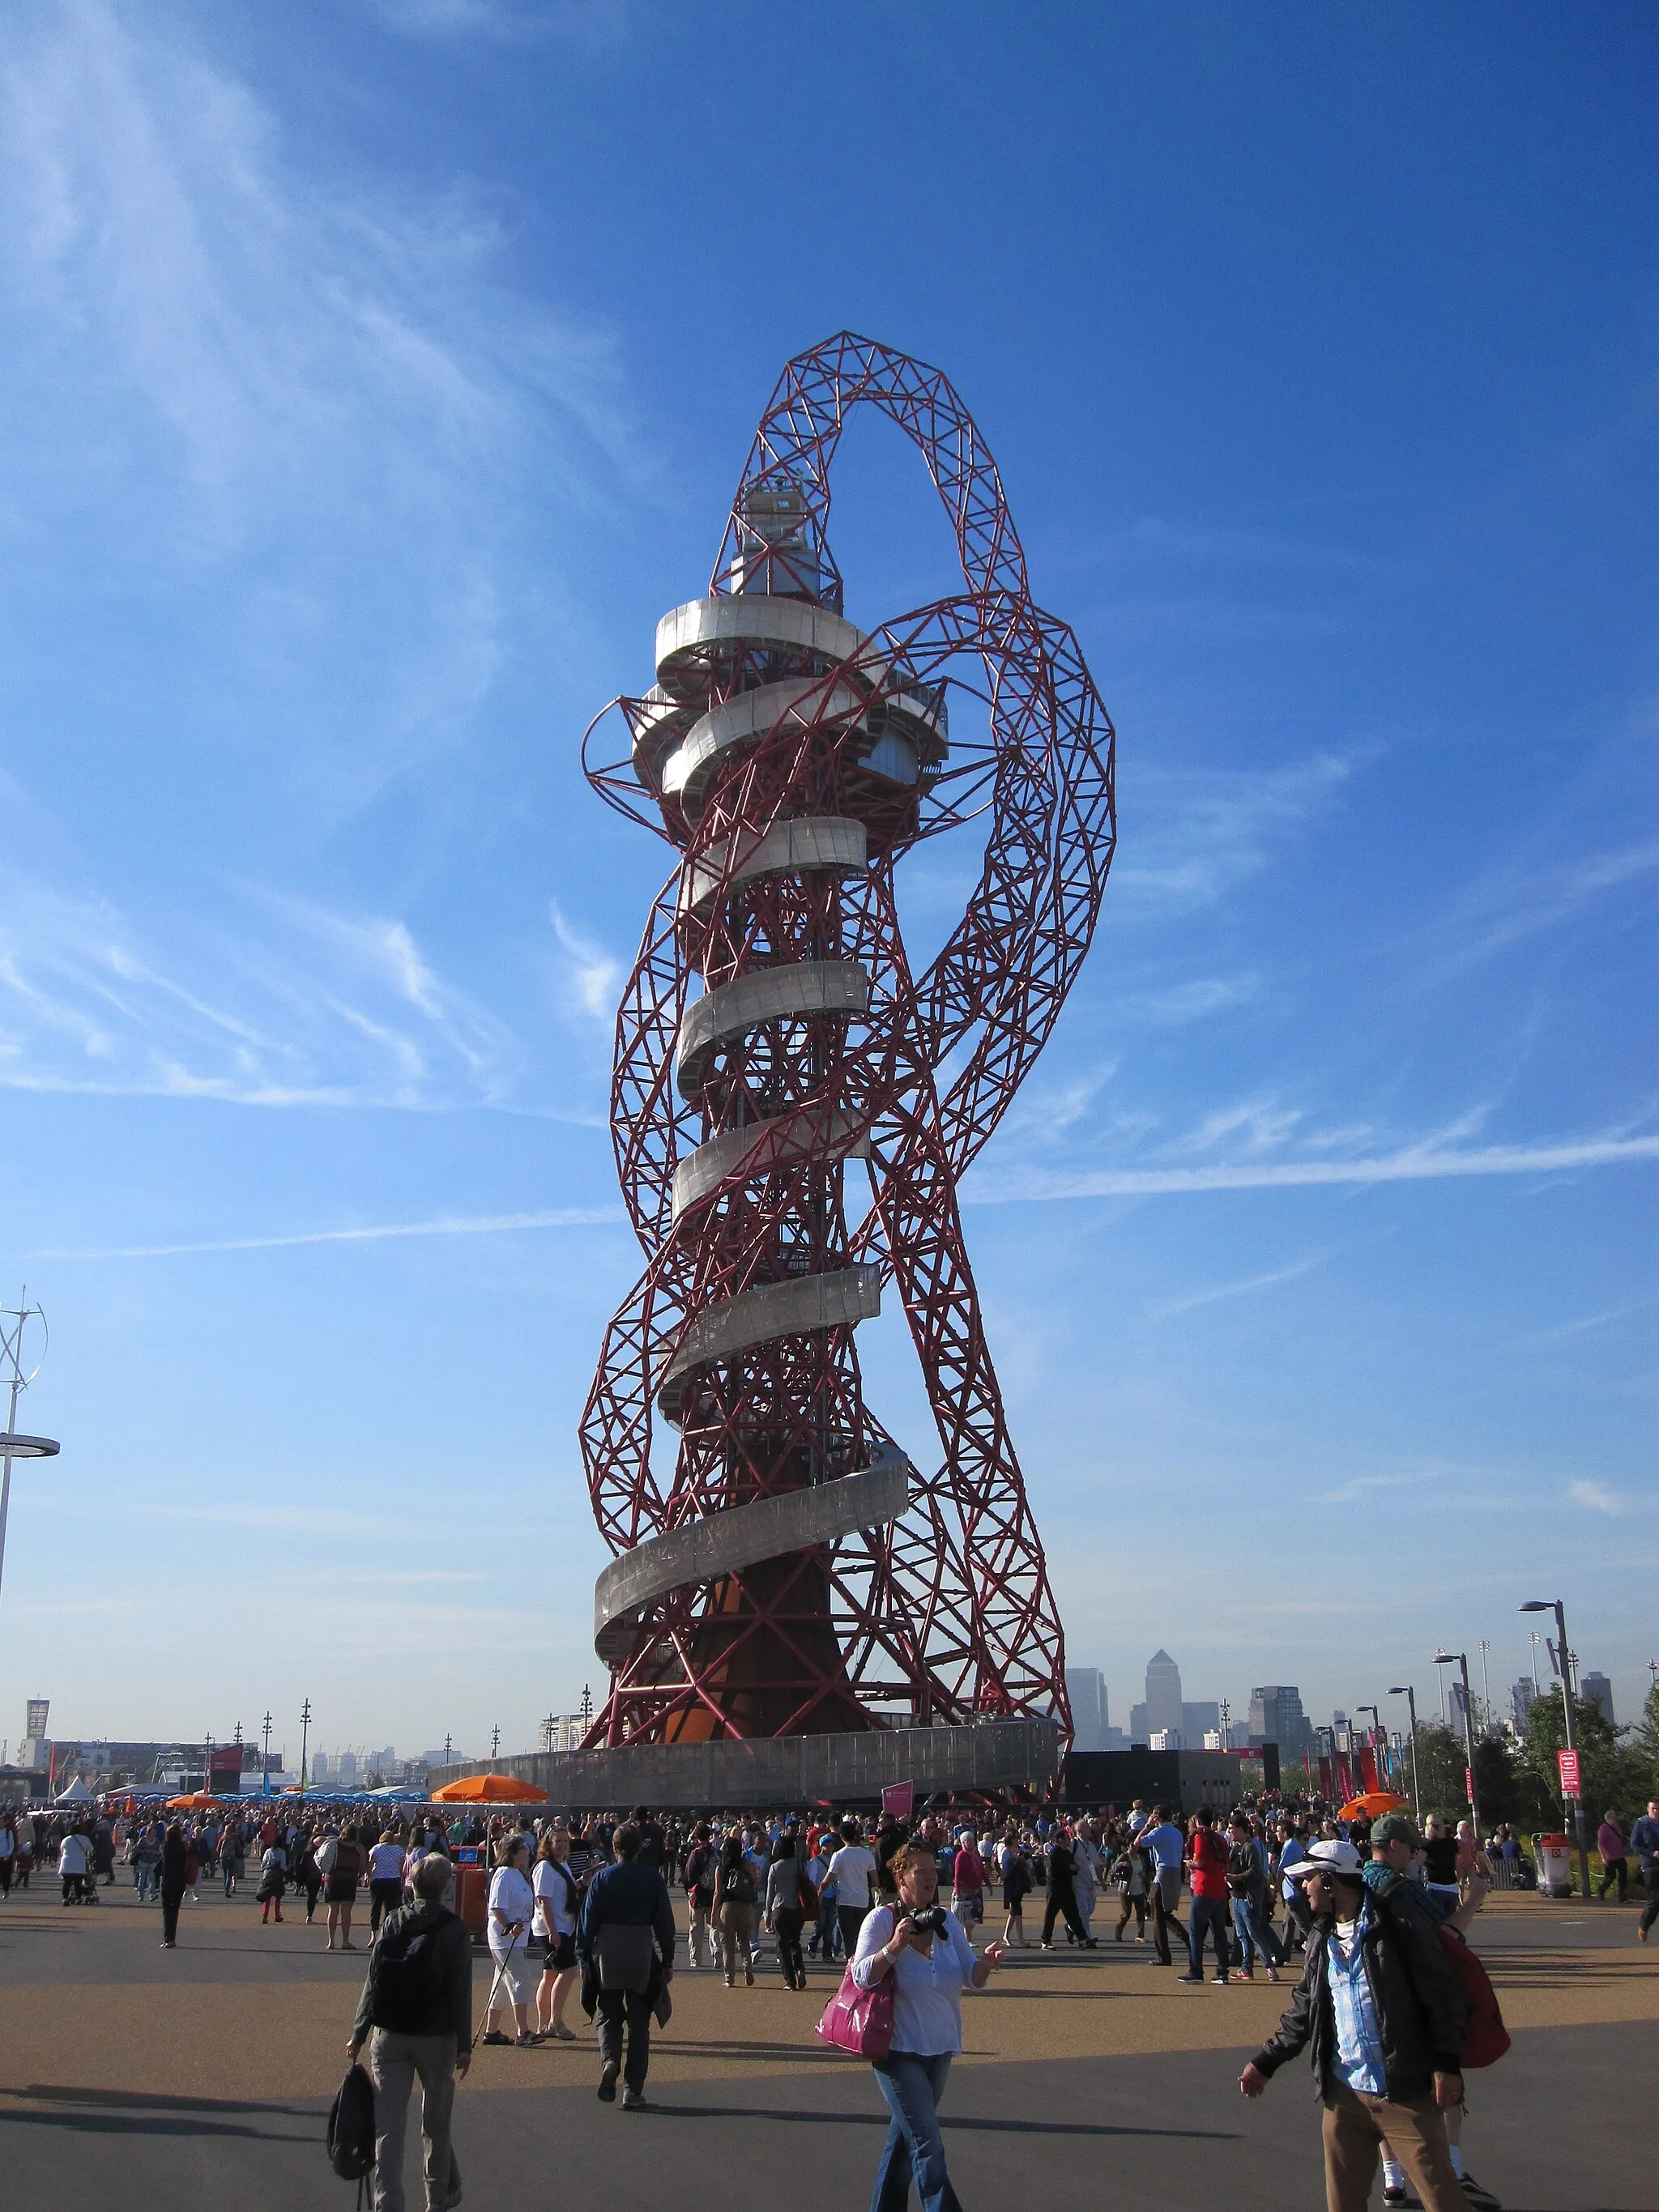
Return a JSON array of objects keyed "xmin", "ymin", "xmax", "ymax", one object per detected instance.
[{"xmin": 580, "ymin": 335, "xmax": 1116, "ymax": 1749}]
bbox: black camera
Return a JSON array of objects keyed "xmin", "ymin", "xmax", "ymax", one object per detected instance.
[{"xmin": 909, "ymin": 1906, "xmax": 951, "ymax": 1937}]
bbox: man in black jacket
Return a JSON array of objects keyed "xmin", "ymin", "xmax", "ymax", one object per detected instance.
[
  {"xmin": 348, "ymin": 1854, "xmax": 471, "ymax": 2212},
  {"xmin": 578, "ymin": 1821, "xmax": 676, "ymax": 2109},
  {"xmin": 1239, "ymin": 1839, "xmax": 1466, "ymax": 2212}
]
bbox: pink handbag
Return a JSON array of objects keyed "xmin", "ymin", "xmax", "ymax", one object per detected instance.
[{"xmin": 816, "ymin": 1961, "xmax": 894, "ymax": 2059}]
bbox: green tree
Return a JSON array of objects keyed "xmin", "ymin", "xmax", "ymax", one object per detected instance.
[
  {"xmin": 1631, "ymin": 1681, "xmax": 1659, "ymax": 1801},
  {"xmin": 1410, "ymin": 1721, "xmax": 1470, "ymax": 1822},
  {"xmin": 1520, "ymin": 1687, "xmax": 1648, "ymax": 1824}
]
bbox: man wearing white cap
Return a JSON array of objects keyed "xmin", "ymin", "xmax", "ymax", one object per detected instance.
[{"xmin": 1238, "ymin": 1837, "xmax": 1467, "ymax": 2212}]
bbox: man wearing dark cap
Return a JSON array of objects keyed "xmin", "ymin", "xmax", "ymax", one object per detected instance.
[{"xmin": 1239, "ymin": 1838, "xmax": 1467, "ymax": 2212}]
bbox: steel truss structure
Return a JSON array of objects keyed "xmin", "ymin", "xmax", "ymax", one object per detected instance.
[{"xmin": 579, "ymin": 333, "xmax": 1116, "ymax": 1750}]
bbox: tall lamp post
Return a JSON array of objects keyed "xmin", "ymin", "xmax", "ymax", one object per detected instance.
[
  {"xmin": 261, "ymin": 1711, "xmax": 273, "ymax": 1798},
  {"xmin": 0, "ymin": 1291, "xmax": 59, "ymax": 1617},
  {"xmin": 1387, "ymin": 1686, "xmax": 1421, "ymax": 1820},
  {"xmin": 299, "ymin": 1698, "xmax": 313, "ymax": 1796},
  {"xmin": 1433, "ymin": 1650, "xmax": 1482, "ymax": 1837},
  {"xmin": 1521, "ymin": 1600, "xmax": 1593, "ymax": 1901}
]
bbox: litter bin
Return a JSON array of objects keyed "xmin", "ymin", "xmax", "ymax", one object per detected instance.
[
  {"xmin": 452, "ymin": 1846, "xmax": 488, "ymax": 1942},
  {"xmin": 1533, "ymin": 1832, "xmax": 1573, "ymax": 1898}
]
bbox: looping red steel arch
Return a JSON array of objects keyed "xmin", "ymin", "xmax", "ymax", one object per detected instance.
[{"xmin": 579, "ymin": 334, "xmax": 1116, "ymax": 1750}]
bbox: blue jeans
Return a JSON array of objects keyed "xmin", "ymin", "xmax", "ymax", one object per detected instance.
[
  {"xmin": 871, "ymin": 2052, "xmax": 961, "ymax": 2212},
  {"xmin": 1187, "ymin": 1894, "xmax": 1232, "ymax": 1977},
  {"xmin": 134, "ymin": 1860, "xmax": 156, "ymax": 1903},
  {"xmin": 1230, "ymin": 1895, "xmax": 1282, "ymax": 1972}
]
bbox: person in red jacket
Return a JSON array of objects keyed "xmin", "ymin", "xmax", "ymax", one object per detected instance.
[{"xmin": 1179, "ymin": 1807, "xmax": 1234, "ymax": 1984}]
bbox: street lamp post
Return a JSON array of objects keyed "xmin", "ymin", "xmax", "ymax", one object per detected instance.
[
  {"xmin": 1387, "ymin": 1686, "xmax": 1421, "ymax": 1820},
  {"xmin": 1478, "ymin": 1640, "xmax": 1491, "ymax": 1728},
  {"xmin": 261, "ymin": 1711, "xmax": 273, "ymax": 1798},
  {"xmin": 1521, "ymin": 1600, "xmax": 1593, "ymax": 1902},
  {"xmin": 299, "ymin": 1698, "xmax": 313, "ymax": 1796},
  {"xmin": 0, "ymin": 1291, "xmax": 60, "ymax": 1619},
  {"xmin": 1433, "ymin": 1651, "xmax": 1482, "ymax": 1836}
]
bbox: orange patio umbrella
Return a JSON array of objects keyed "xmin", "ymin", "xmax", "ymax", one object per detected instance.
[
  {"xmin": 164, "ymin": 1792, "xmax": 232, "ymax": 1810},
  {"xmin": 430, "ymin": 1773, "xmax": 548, "ymax": 1805},
  {"xmin": 1337, "ymin": 1790, "xmax": 1408, "ymax": 1823}
]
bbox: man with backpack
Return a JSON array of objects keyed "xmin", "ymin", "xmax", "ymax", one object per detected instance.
[
  {"xmin": 1239, "ymin": 1837, "xmax": 1468, "ymax": 2212},
  {"xmin": 347, "ymin": 1852, "xmax": 471, "ymax": 2212},
  {"xmin": 1366, "ymin": 1813, "xmax": 1503, "ymax": 2210},
  {"xmin": 577, "ymin": 1820, "xmax": 676, "ymax": 2109}
]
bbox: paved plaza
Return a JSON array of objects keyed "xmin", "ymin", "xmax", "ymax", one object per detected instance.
[{"xmin": 0, "ymin": 1885, "xmax": 1649, "ymax": 2206}]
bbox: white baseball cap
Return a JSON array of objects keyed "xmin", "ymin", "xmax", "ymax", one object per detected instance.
[{"xmin": 1289, "ymin": 1838, "xmax": 1365, "ymax": 1879}]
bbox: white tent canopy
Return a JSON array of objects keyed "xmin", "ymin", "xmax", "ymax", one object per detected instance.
[{"xmin": 53, "ymin": 1775, "xmax": 95, "ymax": 1802}]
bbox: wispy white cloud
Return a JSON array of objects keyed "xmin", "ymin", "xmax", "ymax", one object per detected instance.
[
  {"xmin": 0, "ymin": 876, "xmax": 517, "ymax": 1108},
  {"xmin": 549, "ymin": 902, "xmax": 620, "ymax": 1021},
  {"xmin": 369, "ymin": 0, "xmax": 637, "ymax": 42},
  {"xmin": 36, "ymin": 1204, "xmax": 620, "ymax": 1261},
  {"xmin": 967, "ymin": 1126, "xmax": 1659, "ymax": 1203},
  {"xmin": 1115, "ymin": 974, "xmax": 1262, "ymax": 1026},
  {"xmin": 1526, "ymin": 1293, "xmax": 1659, "ymax": 1344},
  {"xmin": 1427, "ymin": 833, "xmax": 1659, "ymax": 979},
  {"xmin": 0, "ymin": 0, "xmax": 655, "ymax": 816},
  {"xmin": 1567, "ymin": 1479, "xmax": 1625, "ymax": 1516},
  {"xmin": 1112, "ymin": 751, "xmax": 1363, "ymax": 914},
  {"xmin": 1149, "ymin": 1258, "xmax": 1320, "ymax": 1322}
]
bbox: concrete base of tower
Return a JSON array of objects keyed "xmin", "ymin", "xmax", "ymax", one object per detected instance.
[{"xmin": 429, "ymin": 1715, "xmax": 1062, "ymax": 1810}]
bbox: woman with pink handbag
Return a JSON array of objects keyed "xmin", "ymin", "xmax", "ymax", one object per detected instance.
[{"xmin": 818, "ymin": 1839, "xmax": 1005, "ymax": 2212}]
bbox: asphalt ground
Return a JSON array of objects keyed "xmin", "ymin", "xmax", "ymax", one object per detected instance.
[{"xmin": 0, "ymin": 1882, "xmax": 1651, "ymax": 2207}]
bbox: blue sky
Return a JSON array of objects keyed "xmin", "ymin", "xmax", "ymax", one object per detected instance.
[{"xmin": 0, "ymin": 0, "xmax": 1653, "ymax": 1767}]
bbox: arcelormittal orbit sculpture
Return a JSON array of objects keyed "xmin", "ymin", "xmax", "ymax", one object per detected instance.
[{"xmin": 580, "ymin": 335, "xmax": 1115, "ymax": 1754}]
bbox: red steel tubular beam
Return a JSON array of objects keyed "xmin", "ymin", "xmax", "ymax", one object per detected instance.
[{"xmin": 578, "ymin": 334, "xmax": 1116, "ymax": 1749}]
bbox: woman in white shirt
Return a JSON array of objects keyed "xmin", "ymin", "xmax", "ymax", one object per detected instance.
[
  {"xmin": 532, "ymin": 1827, "xmax": 582, "ymax": 2040},
  {"xmin": 851, "ymin": 1840, "xmax": 1005, "ymax": 2212},
  {"xmin": 483, "ymin": 1835, "xmax": 538, "ymax": 2046},
  {"xmin": 367, "ymin": 1830, "xmax": 407, "ymax": 1934}
]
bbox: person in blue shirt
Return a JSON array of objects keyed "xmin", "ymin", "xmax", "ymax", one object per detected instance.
[{"xmin": 1137, "ymin": 1805, "xmax": 1187, "ymax": 1966}]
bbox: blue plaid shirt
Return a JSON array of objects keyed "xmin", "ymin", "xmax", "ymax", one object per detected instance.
[{"xmin": 1325, "ymin": 1900, "xmax": 1387, "ymax": 2095}]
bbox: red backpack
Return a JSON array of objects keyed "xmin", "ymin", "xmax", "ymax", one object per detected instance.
[{"xmin": 1438, "ymin": 1926, "xmax": 1510, "ymax": 2068}]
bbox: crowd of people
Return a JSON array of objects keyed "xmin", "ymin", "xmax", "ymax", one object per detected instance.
[{"xmin": 6, "ymin": 1785, "xmax": 1653, "ymax": 2210}]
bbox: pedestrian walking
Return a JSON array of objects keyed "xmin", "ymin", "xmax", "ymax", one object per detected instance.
[
  {"xmin": 712, "ymin": 1831, "xmax": 757, "ymax": 1987},
  {"xmin": 325, "ymin": 1822, "xmax": 367, "ymax": 1951},
  {"xmin": 1632, "ymin": 1800, "xmax": 1659, "ymax": 1941},
  {"xmin": 828, "ymin": 1820, "xmax": 880, "ymax": 1959},
  {"xmin": 1038, "ymin": 1828, "xmax": 1096, "ymax": 1949},
  {"xmin": 532, "ymin": 1827, "xmax": 581, "ymax": 2040},
  {"xmin": 1226, "ymin": 1810, "xmax": 1282, "ymax": 1982},
  {"xmin": 159, "ymin": 1819, "xmax": 190, "ymax": 1949},
  {"xmin": 1112, "ymin": 1831, "xmax": 1150, "ymax": 1942},
  {"xmin": 576, "ymin": 1819, "xmax": 676, "ymax": 2109},
  {"xmin": 0, "ymin": 1811, "xmax": 14, "ymax": 1898},
  {"xmin": 1138, "ymin": 1805, "xmax": 1188, "ymax": 1964},
  {"xmin": 348, "ymin": 1850, "xmax": 471, "ymax": 2212},
  {"xmin": 258, "ymin": 1839, "xmax": 287, "ymax": 1924},
  {"xmin": 1179, "ymin": 1807, "xmax": 1233, "ymax": 1984},
  {"xmin": 1072, "ymin": 1817, "xmax": 1102, "ymax": 1938},
  {"xmin": 481, "ymin": 1835, "xmax": 538, "ymax": 2046},
  {"xmin": 683, "ymin": 1821, "xmax": 718, "ymax": 1968},
  {"xmin": 949, "ymin": 1827, "xmax": 987, "ymax": 1938},
  {"xmin": 850, "ymin": 1840, "xmax": 1006, "ymax": 2212},
  {"xmin": 369, "ymin": 1830, "xmax": 408, "ymax": 1933},
  {"xmin": 1000, "ymin": 1833, "xmax": 1034, "ymax": 1947},
  {"xmin": 134, "ymin": 1818, "xmax": 161, "ymax": 1904},
  {"xmin": 57, "ymin": 1825, "xmax": 92, "ymax": 1906},
  {"xmin": 1238, "ymin": 1838, "xmax": 1467, "ymax": 2212},
  {"xmin": 764, "ymin": 1834, "xmax": 809, "ymax": 1989},
  {"xmin": 1276, "ymin": 1816, "xmax": 1315, "ymax": 1957},
  {"xmin": 1596, "ymin": 1813, "xmax": 1628, "ymax": 1903}
]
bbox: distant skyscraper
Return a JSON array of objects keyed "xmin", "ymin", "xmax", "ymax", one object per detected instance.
[
  {"xmin": 1249, "ymin": 1686, "xmax": 1311, "ymax": 1760},
  {"xmin": 1066, "ymin": 1668, "xmax": 1109, "ymax": 1752},
  {"xmin": 1129, "ymin": 1702, "xmax": 1149, "ymax": 1743},
  {"xmin": 1512, "ymin": 1678, "xmax": 1537, "ymax": 1731},
  {"xmin": 312, "ymin": 1751, "xmax": 331, "ymax": 1784},
  {"xmin": 1182, "ymin": 1700, "xmax": 1219, "ymax": 1741},
  {"xmin": 1582, "ymin": 1672, "xmax": 1614, "ymax": 1727},
  {"xmin": 1145, "ymin": 1650, "xmax": 1183, "ymax": 1737}
]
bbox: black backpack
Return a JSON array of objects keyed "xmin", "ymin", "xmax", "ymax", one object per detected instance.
[
  {"xmin": 368, "ymin": 1909, "xmax": 450, "ymax": 2035},
  {"xmin": 327, "ymin": 2061, "xmax": 376, "ymax": 2184}
]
